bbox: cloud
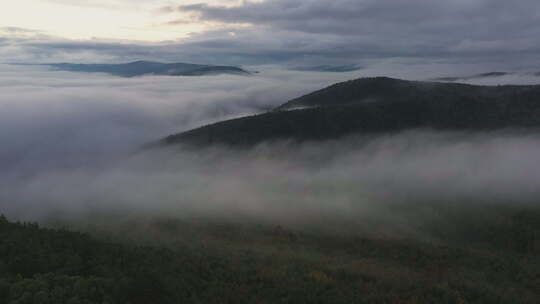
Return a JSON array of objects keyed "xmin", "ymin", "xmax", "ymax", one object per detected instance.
[
  {"xmin": 0, "ymin": 64, "xmax": 359, "ymax": 172},
  {"xmin": 178, "ymin": 0, "xmax": 538, "ymax": 38},
  {"xmin": 0, "ymin": 27, "xmax": 44, "ymax": 35},
  {"xmin": 0, "ymin": 64, "xmax": 358, "ymax": 222},
  {"xmin": 170, "ymin": 0, "xmax": 540, "ymax": 66},
  {"xmin": 1, "ymin": 64, "xmax": 540, "ymax": 239},
  {"xmin": 2, "ymin": 0, "xmax": 540, "ymax": 70},
  {"xmin": 3, "ymin": 1, "xmax": 540, "ymax": 70}
]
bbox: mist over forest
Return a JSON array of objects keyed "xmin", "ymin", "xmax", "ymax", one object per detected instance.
[
  {"xmin": 1, "ymin": 64, "xmax": 540, "ymax": 225},
  {"xmin": 3, "ymin": 0, "xmax": 540, "ymax": 302},
  {"xmin": 1, "ymin": 62, "xmax": 540, "ymax": 303}
]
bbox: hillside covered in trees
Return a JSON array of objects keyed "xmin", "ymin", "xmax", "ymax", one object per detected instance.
[
  {"xmin": 1, "ymin": 206, "xmax": 539, "ymax": 304},
  {"xmin": 164, "ymin": 77, "xmax": 540, "ymax": 146}
]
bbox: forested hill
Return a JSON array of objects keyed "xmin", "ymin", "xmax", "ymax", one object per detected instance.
[
  {"xmin": 164, "ymin": 77, "xmax": 540, "ymax": 146},
  {"xmin": 275, "ymin": 77, "xmax": 540, "ymax": 110},
  {"xmin": 1, "ymin": 211, "xmax": 539, "ymax": 303}
]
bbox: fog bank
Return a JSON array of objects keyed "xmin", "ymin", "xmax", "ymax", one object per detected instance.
[{"xmin": 1, "ymin": 65, "xmax": 540, "ymax": 235}]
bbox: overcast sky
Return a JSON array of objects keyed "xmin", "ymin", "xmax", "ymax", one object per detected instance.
[{"xmin": 2, "ymin": 0, "xmax": 540, "ymax": 70}]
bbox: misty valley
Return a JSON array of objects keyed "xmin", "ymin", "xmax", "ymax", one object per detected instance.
[{"xmin": 1, "ymin": 64, "xmax": 540, "ymax": 304}]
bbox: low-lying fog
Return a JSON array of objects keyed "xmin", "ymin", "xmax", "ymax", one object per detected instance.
[{"xmin": 2, "ymin": 64, "xmax": 540, "ymax": 235}]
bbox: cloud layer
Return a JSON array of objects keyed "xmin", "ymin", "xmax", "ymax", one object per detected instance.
[
  {"xmin": 2, "ymin": 65, "xmax": 540, "ymax": 237},
  {"xmin": 0, "ymin": 64, "xmax": 357, "ymax": 179}
]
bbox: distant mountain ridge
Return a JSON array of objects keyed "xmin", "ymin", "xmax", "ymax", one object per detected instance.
[
  {"xmin": 164, "ymin": 77, "xmax": 540, "ymax": 146},
  {"xmin": 276, "ymin": 76, "xmax": 525, "ymax": 110},
  {"xmin": 45, "ymin": 61, "xmax": 250, "ymax": 77}
]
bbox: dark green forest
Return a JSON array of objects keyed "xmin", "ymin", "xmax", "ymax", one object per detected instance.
[
  {"xmin": 1, "ymin": 205, "xmax": 539, "ymax": 304},
  {"xmin": 165, "ymin": 77, "xmax": 540, "ymax": 146}
]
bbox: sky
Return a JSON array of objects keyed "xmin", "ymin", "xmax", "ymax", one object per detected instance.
[
  {"xmin": 0, "ymin": 0, "xmax": 242, "ymax": 41},
  {"xmin": 2, "ymin": 0, "xmax": 540, "ymax": 71}
]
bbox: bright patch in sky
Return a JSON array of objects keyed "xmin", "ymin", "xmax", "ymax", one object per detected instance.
[{"xmin": 0, "ymin": 0, "xmax": 240, "ymax": 41}]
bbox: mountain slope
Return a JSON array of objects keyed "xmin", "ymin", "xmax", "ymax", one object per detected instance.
[
  {"xmin": 275, "ymin": 76, "xmax": 536, "ymax": 110},
  {"xmin": 1, "ymin": 212, "xmax": 539, "ymax": 303},
  {"xmin": 164, "ymin": 77, "xmax": 540, "ymax": 146},
  {"xmin": 47, "ymin": 61, "xmax": 249, "ymax": 77}
]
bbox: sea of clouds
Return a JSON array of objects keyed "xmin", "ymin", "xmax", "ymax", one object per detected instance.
[{"xmin": 1, "ymin": 64, "xmax": 540, "ymax": 237}]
